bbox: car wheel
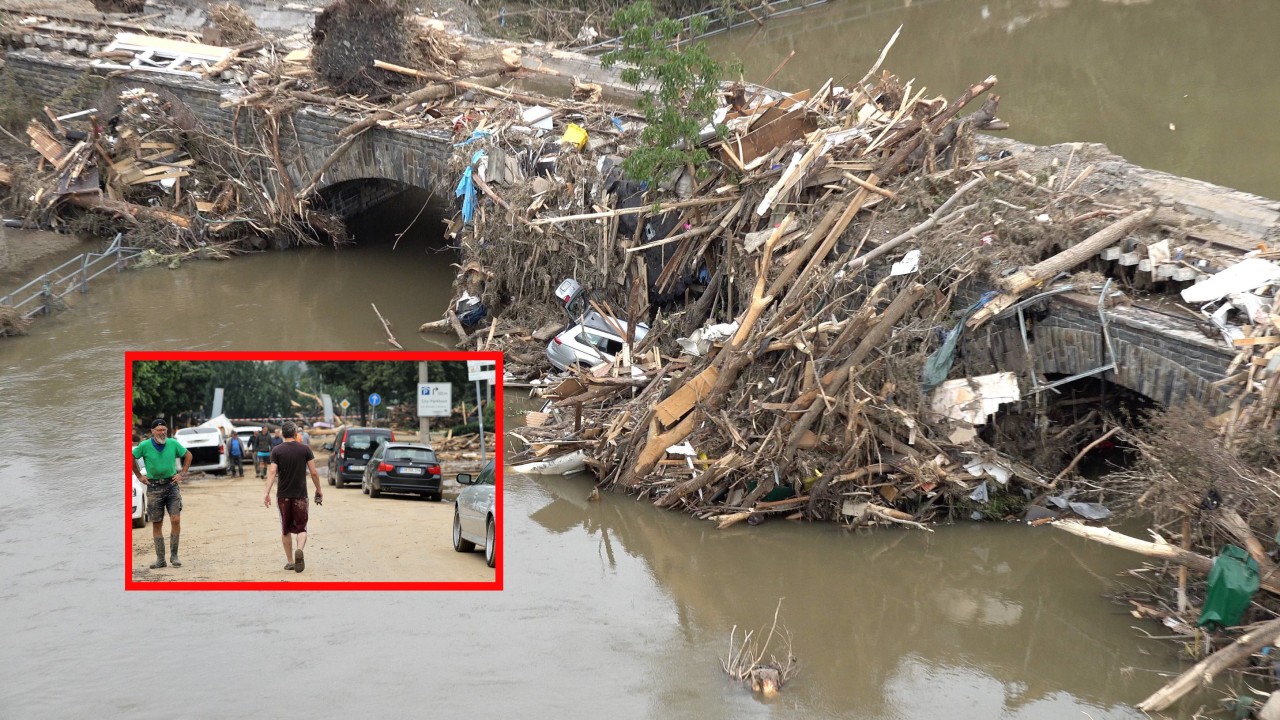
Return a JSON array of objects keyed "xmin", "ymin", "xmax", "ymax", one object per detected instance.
[
  {"xmin": 132, "ymin": 499, "xmax": 145, "ymax": 529},
  {"xmin": 453, "ymin": 508, "xmax": 475, "ymax": 553},
  {"xmin": 329, "ymin": 473, "xmax": 335, "ymax": 487},
  {"xmin": 369, "ymin": 479, "xmax": 381, "ymax": 498},
  {"xmin": 485, "ymin": 517, "xmax": 496, "ymax": 568},
  {"xmin": 433, "ymin": 492, "xmax": 444, "ymax": 502}
]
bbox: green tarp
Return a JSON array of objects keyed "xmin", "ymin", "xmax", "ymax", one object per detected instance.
[{"xmin": 1198, "ymin": 544, "xmax": 1260, "ymax": 630}]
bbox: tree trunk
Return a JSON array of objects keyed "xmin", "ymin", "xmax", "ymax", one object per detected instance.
[
  {"xmin": 1137, "ymin": 616, "xmax": 1280, "ymax": 712},
  {"xmin": 1053, "ymin": 521, "xmax": 1280, "ymax": 595}
]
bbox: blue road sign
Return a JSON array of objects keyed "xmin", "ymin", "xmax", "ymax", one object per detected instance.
[{"xmin": 368, "ymin": 393, "xmax": 381, "ymax": 407}]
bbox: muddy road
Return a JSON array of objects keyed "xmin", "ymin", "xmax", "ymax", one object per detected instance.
[{"xmin": 130, "ymin": 456, "xmax": 493, "ymax": 583}]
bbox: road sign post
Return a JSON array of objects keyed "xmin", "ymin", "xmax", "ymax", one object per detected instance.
[
  {"xmin": 475, "ymin": 380, "xmax": 485, "ymax": 463},
  {"xmin": 368, "ymin": 393, "xmax": 380, "ymax": 426},
  {"xmin": 466, "ymin": 361, "xmax": 495, "ymax": 463}
]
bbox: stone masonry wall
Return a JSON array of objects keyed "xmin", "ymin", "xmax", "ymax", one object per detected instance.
[{"xmin": 1036, "ymin": 295, "xmax": 1233, "ymax": 407}]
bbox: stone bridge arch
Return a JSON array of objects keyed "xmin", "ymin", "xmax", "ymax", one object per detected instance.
[
  {"xmin": 288, "ymin": 109, "xmax": 455, "ymax": 217},
  {"xmin": 1029, "ymin": 294, "xmax": 1234, "ymax": 408}
]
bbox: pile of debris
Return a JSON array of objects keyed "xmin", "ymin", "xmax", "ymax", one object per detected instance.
[
  {"xmin": 0, "ymin": 3, "xmax": 532, "ymax": 255},
  {"xmin": 2, "ymin": 82, "xmax": 343, "ymax": 252},
  {"xmin": 445, "ymin": 67, "xmax": 1090, "ymax": 522},
  {"xmin": 432, "ymin": 60, "xmax": 1279, "ymax": 534}
]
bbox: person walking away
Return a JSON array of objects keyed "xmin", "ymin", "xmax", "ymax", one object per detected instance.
[
  {"xmin": 263, "ymin": 421, "xmax": 322, "ymax": 572},
  {"xmin": 226, "ymin": 430, "xmax": 245, "ymax": 477},
  {"xmin": 132, "ymin": 418, "xmax": 192, "ymax": 569},
  {"xmin": 252, "ymin": 428, "xmax": 271, "ymax": 479}
]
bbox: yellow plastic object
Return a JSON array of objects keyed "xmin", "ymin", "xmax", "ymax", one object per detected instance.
[{"xmin": 561, "ymin": 123, "xmax": 588, "ymax": 150}]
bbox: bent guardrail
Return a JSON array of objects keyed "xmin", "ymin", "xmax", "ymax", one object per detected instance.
[{"xmin": 1, "ymin": 233, "xmax": 143, "ymax": 321}]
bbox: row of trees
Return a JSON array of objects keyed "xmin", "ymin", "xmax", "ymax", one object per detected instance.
[{"xmin": 131, "ymin": 360, "xmax": 478, "ymax": 428}]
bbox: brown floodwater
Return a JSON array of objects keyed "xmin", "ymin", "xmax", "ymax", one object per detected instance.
[
  {"xmin": 6, "ymin": 0, "xmax": 1270, "ymax": 712},
  {"xmin": 0, "ymin": 188, "xmax": 1191, "ymax": 717},
  {"xmin": 707, "ymin": 0, "xmax": 1280, "ymax": 200}
]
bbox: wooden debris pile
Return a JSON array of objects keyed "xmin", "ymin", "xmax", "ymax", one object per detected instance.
[
  {"xmin": 3, "ymin": 84, "xmax": 345, "ymax": 252},
  {"xmin": 477, "ymin": 64, "xmax": 1169, "ymax": 529},
  {"xmin": 205, "ymin": 3, "xmax": 263, "ymax": 47},
  {"xmin": 465, "ymin": 52, "xmax": 1275, "ymax": 533}
]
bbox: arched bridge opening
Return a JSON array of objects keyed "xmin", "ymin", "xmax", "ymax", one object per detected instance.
[{"xmin": 314, "ymin": 179, "xmax": 454, "ymax": 255}]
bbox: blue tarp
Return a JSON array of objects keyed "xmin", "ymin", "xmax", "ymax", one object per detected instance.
[{"xmin": 454, "ymin": 149, "xmax": 488, "ymax": 225}]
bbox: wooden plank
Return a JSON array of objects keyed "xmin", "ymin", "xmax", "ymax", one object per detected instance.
[
  {"xmin": 1234, "ymin": 336, "xmax": 1279, "ymax": 347},
  {"xmin": 26, "ymin": 121, "xmax": 66, "ymax": 164},
  {"xmin": 129, "ymin": 170, "xmax": 188, "ymax": 184},
  {"xmin": 51, "ymin": 140, "xmax": 86, "ymax": 171},
  {"xmin": 109, "ymin": 33, "xmax": 232, "ymax": 62},
  {"xmin": 654, "ymin": 366, "xmax": 719, "ymax": 428}
]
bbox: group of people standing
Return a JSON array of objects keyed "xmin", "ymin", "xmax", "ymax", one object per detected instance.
[{"xmin": 132, "ymin": 420, "xmax": 322, "ymax": 574}]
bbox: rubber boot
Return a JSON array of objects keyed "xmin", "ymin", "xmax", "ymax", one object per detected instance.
[
  {"xmin": 149, "ymin": 537, "xmax": 166, "ymax": 569},
  {"xmin": 169, "ymin": 534, "xmax": 182, "ymax": 567}
]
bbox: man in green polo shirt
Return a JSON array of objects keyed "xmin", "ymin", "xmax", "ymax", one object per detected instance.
[{"xmin": 132, "ymin": 418, "xmax": 192, "ymax": 570}]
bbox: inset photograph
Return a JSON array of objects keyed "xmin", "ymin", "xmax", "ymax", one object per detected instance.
[{"xmin": 125, "ymin": 352, "xmax": 501, "ymax": 590}]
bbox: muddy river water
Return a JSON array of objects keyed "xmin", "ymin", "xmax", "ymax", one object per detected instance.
[{"xmin": 3, "ymin": 1, "xmax": 1274, "ymax": 716}]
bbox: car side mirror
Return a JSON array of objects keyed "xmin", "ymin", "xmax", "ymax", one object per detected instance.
[
  {"xmin": 456, "ymin": 473, "xmax": 473, "ymax": 485},
  {"xmin": 323, "ymin": 443, "xmax": 333, "ymax": 451}
]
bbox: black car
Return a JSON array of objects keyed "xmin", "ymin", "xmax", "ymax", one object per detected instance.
[
  {"xmin": 362, "ymin": 442, "xmax": 443, "ymax": 500},
  {"xmin": 325, "ymin": 426, "xmax": 394, "ymax": 487}
]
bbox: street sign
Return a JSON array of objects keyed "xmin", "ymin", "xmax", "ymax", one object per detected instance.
[
  {"xmin": 417, "ymin": 383, "xmax": 452, "ymax": 417},
  {"xmin": 340, "ymin": 399, "xmax": 350, "ymax": 410},
  {"xmin": 368, "ymin": 393, "xmax": 381, "ymax": 407},
  {"xmin": 467, "ymin": 359, "xmax": 496, "ymax": 383}
]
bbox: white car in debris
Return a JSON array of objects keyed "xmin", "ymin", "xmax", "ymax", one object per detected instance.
[
  {"xmin": 174, "ymin": 426, "xmax": 229, "ymax": 474},
  {"xmin": 546, "ymin": 310, "xmax": 650, "ymax": 371}
]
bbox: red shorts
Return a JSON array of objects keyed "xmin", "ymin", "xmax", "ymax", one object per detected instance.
[{"xmin": 277, "ymin": 497, "xmax": 309, "ymax": 535}]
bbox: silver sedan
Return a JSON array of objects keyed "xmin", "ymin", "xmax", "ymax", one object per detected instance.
[{"xmin": 452, "ymin": 460, "xmax": 496, "ymax": 568}]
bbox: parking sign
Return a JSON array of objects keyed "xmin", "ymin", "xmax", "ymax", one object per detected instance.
[{"xmin": 417, "ymin": 383, "xmax": 451, "ymax": 417}]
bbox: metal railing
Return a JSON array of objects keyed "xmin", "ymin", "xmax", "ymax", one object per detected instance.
[
  {"xmin": 578, "ymin": 0, "xmax": 831, "ymax": 54},
  {"xmin": 1, "ymin": 233, "xmax": 143, "ymax": 320}
]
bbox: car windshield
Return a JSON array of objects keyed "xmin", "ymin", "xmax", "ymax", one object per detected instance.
[
  {"xmin": 477, "ymin": 462, "xmax": 495, "ymax": 485},
  {"xmin": 176, "ymin": 427, "xmax": 216, "ymax": 436},
  {"xmin": 386, "ymin": 448, "xmax": 436, "ymax": 463}
]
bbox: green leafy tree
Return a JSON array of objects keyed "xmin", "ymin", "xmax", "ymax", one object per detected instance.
[
  {"xmin": 131, "ymin": 361, "xmax": 215, "ymax": 426},
  {"xmin": 601, "ymin": 1, "xmax": 732, "ymax": 190},
  {"xmin": 311, "ymin": 361, "xmax": 420, "ymax": 425}
]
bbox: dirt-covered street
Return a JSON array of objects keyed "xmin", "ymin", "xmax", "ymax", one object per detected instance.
[{"xmin": 130, "ymin": 456, "xmax": 493, "ymax": 584}]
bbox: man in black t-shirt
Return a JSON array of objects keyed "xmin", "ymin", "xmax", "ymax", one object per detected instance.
[{"xmin": 263, "ymin": 421, "xmax": 323, "ymax": 573}]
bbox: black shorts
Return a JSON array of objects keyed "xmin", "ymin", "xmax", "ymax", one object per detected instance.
[
  {"xmin": 277, "ymin": 497, "xmax": 309, "ymax": 535},
  {"xmin": 146, "ymin": 481, "xmax": 181, "ymax": 522}
]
